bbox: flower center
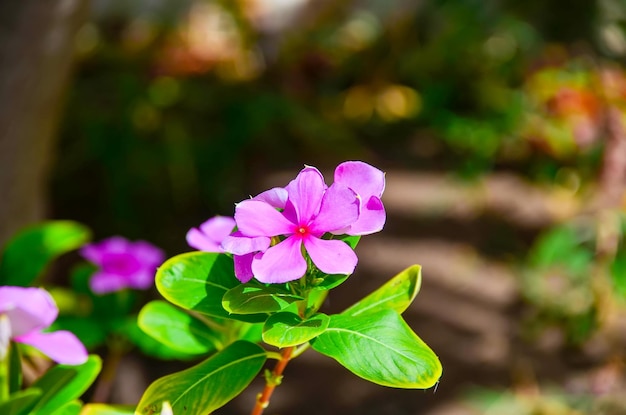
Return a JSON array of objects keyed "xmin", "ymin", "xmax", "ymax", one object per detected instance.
[{"xmin": 295, "ymin": 225, "xmax": 309, "ymax": 238}]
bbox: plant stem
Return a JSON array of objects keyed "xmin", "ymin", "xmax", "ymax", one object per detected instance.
[
  {"xmin": 0, "ymin": 346, "xmax": 8, "ymax": 402},
  {"xmin": 251, "ymin": 346, "xmax": 295, "ymax": 415},
  {"xmin": 91, "ymin": 344, "xmax": 124, "ymax": 403}
]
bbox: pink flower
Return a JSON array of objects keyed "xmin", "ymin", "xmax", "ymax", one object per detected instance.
[
  {"xmin": 80, "ymin": 237, "xmax": 165, "ymax": 294},
  {"xmin": 225, "ymin": 166, "xmax": 360, "ymax": 283},
  {"xmin": 0, "ymin": 286, "xmax": 88, "ymax": 365},
  {"xmin": 186, "ymin": 216, "xmax": 237, "ymax": 253},
  {"xmin": 334, "ymin": 161, "xmax": 386, "ymax": 235}
]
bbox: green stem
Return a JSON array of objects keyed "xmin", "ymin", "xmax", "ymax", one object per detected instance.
[
  {"xmin": 250, "ymin": 346, "xmax": 294, "ymax": 415},
  {"xmin": 0, "ymin": 343, "xmax": 9, "ymax": 402},
  {"xmin": 91, "ymin": 340, "xmax": 125, "ymax": 403}
]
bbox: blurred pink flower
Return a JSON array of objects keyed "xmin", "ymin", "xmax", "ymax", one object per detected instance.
[
  {"xmin": 80, "ymin": 237, "xmax": 165, "ymax": 294},
  {"xmin": 0, "ymin": 286, "xmax": 88, "ymax": 365}
]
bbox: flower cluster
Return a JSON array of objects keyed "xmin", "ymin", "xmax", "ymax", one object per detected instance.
[
  {"xmin": 187, "ymin": 161, "xmax": 385, "ymax": 284},
  {"xmin": 80, "ymin": 237, "xmax": 165, "ymax": 294},
  {"xmin": 0, "ymin": 286, "xmax": 88, "ymax": 365}
]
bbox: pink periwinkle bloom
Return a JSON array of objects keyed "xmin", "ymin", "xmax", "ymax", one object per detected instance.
[
  {"xmin": 0, "ymin": 286, "xmax": 88, "ymax": 365},
  {"xmin": 224, "ymin": 165, "xmax": 363, "ymax": 284},
  {"xmin": 188, "ymin": 190, "xmax": 289, "ymax": 284},
  {"xmin": 334, "ymin": 161, "xmax": 386, "ymax": 235},
  {"xmin": 186, "ymin": 216, "xmax": 236, "ymax": 252},
  {"xmin": 80, "ymin": 236, "xmax": 165, "ymax": 294}
]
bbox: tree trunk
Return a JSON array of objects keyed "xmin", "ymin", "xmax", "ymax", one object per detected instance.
[{"xmin": 0, "ymin": 0, "xmax": 88, "ymax": 247}]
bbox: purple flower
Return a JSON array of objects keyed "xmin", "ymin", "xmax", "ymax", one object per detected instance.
[
  {"xmin": 186, "ymin": 216, "xmax": 236, "ymax": 252},
  {"xmin": 80, "ymin": 237, "xmax": 165, "ymax": 294},
  {"xmin": 0, "ymin": 286, "xmax": 88, "ymax": 365},
  {"xmin": 334, "ymin": 161, "xmax": 386, "ymax": 235},
  {"xmin": 225, "ymin": 166, "xmax": 360, "ymax": 283}
]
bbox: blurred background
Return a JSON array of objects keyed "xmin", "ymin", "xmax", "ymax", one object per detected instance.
[{"xmin": 3, "ymin": 0, "xmax": 626, "ymax": 414}]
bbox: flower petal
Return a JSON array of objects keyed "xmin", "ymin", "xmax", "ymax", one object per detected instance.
[
  {"xmin": 89, "ymin": 271, "xmax": 128, "ymax": 295},
  {"xmin": 199, "ymin": 216, "xmax": 236, "ymax": 239},
  {"xmin": 334, "ymin": 161, "xmax": 385, "ymax": 199},
  {"xmin": 304, "ymin": 237, "xmax": 358, "ymax": 276},
  {"xmin": 15, "ymin": 330, "xmax": 88, "ymax": 365},
  {"xmin": 253, "ymin": 187, "xmax": 288, "ymax": 209},
  {"xmin": 0, "ymin": 287, "xmax": 57, "ymax": 337},
  {"xmin": 131, "ymin": 240, "xmax": 165, "ymax": 266},
  {"xmin": 235, "ymin": 200, "xmax": 293, "ymax": 237},
  {"xmin": 310, "ymin": 183, "xmax": 359, "ymax": 234},
  {"xmin": 187, "ymin": 216, "xmax": 236, "ymax": 252},
  {"xmin": 284, "ymin": 166, "xmax": 326, "ymax": 223},
  {"xmin": 186, "ymin": 227, "xmax": 222, "ymax": 252},
  {"xmin": 80, "ymin": 236, "xmax": 128, "ymax": 263},
  {"xmin": 127, "ymin": 269, "xmax": 156, "ymax": 290},
  {"xmin": 222, "ymin": 232, "xmax": 270, "ymax": 255},
  {"xmin": 252, "ymin": 236, "xmax": 307, "ymax": 283},
  {"xmin": 234, "ymin": 253, "xmax": 255, "ymax": 283},
  {"xmin": 346, "ymin": 195, "xmax": 386, "ymax": 235}
]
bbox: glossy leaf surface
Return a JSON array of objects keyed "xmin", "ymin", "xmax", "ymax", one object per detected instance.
[
  {"xmin": 138, "ymin": 300, "xmax": 222, "ymax": 354},
  {"xmin": 343, "ymin": 265, "xmax": 421, "ymax": 317},
  {"xmin": 222, "ymin": 284, "xmax": 303, "ymax": 314},
  {"xmin": 311, "ymin": 309, "xmax": 441, "ymax": 389},
  {"xmin": 136, "ymin": 341, "xmax": 266, "ymax": 415},
  {"xmin": 30, "ymin": 355, "xmax": 101, "ymax": 415},
  {"xmin": 262, "ymin": 312, "xmax": 329, "ymax": 347}
]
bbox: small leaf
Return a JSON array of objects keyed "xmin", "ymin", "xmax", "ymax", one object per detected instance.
[
  {"xmin": 343, "ymin": 265, "xmax": 421, "ymax": 317},
  {"xmin": 80, "ymin": 404, "xmax": 135, "ymax": 415},
  {"xmin": 138, "ymin": 300, "xmax": 223, "ymax": 354},
  {"xmin": 49, "ymin": 400, "xmax": 82, "ymax": 415},
  {"xmin": 0, "ymin": 389, "xmax": 42, "ymax": 415},
  {"xmin": 156, "ymin": 252, "xmax": 239, "ymax": 319},
  {"xmin": 136, "ymin": 341, "xmax": 266, "ymax": 415},
  {"xmin": 311, "ymin": 309, "xmax": 442, "ymax": 389},
  {"xmin": 0, "ymin": 221, "xmax": 91, "ymax": 286},
  {"xmin": 263, "ymin": 312, "xmax": 329, "ymax": 347},
  {"xmin": 222, "ymin": 284, "xmax": 303, "ymax": 315},
  {"xmin": 313, "ymin": 274, "xmax": 349, "ymax": 290},
  {"xmin": 121, "ymin": 317, "xmax": 201, "ymax": 361},
  {"xmin": 9, "ymin": 342, "xmax": 22, "ymax": 393},
  {"xmin": 30, "ymin": 355, "xmax": 101, "ymax": 415}
]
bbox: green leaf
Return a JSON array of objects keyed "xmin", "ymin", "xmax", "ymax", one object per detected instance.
[
  {"xmin": 49, "ymin": 400, "xmax": 82, "ymax": 415},
  {"xmin": 80, "ymin": 404, "xmax": 135, "ymax": 415},
  {"xmin": 121, "ymin": 317, "xmax": 201, "ymax": 361},
  {"xmin": 340, "ymin": 235, "xmax": 360, "ymax": 249},
  {"xmin": 262, "ymin": 312, "xmax": 329, "ymax": 347},
  {"xmin": 311, "ymin": 309, "xmax": 442, "ymax": 389},
  {"xmin": 29, "ymin": 355, "xmax": 101, "ymax": 415},
  {"xmin": 611, "ymin": 251, "xmax": 626, "ymax": 298},
  {"xmin": 313, "ymin": 273, "xmax": 349, "ymax": 290},
  {"xmin": 343, "ymin": 265, "xmax": 422, "ymax": 317},
  {"xmin": 136, "ymin": 341, "xmax": 267, "ymax": 415},
  {"xmin": 138, "ymin": 300, "xmax": 223, "ymax": 354},
  {"xmin": 156, "ymin": 252, "xmax": 240, "ymax": 319},
  {"xmin": 222, "ymin": 284, "xmax": 303, "ymax": 315},
  {"xmin": 0, "ymin": 389, "xmax": 42, "ymax": 415},
  {"xmin": 9, "ymin": 342, "xmax": 22, "ymax": 393},
  {"xmin": 0, "ymin": 221, "xmax": 91, "ymax": 286}
]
